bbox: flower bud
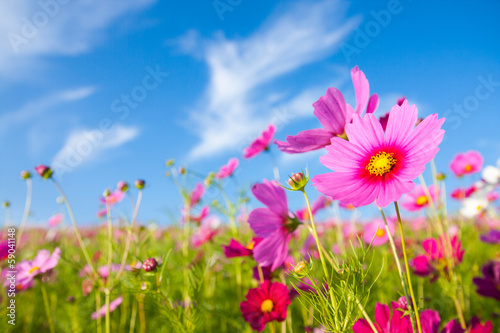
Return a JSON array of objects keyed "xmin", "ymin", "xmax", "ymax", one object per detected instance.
[
  {"xmin": 20, "ymin": 170, "xmax": 31, "ymax": 180},
  {"xmin": 436, "ymin": 172, "xmax": 446, "ymax": 181},
  {"xmin": 35, "ymin": 165, "xmax": 53, "ymax": 180},
  {"xmin": 287, "ymin": 172, "xmax": 308, "ymax": 190},
  {"xmin": 166, "ymin": 159, "xmax": 175, "ymax": 167},
  {"xmin": 117, "ymin": 181, "xmax": 129, "ymax": 192},
  {"xmin": 205, "ymin": 172, "xmax": 214, "ymax": 186},
  {"xmin": 397, "ymin": 296, "xmax": 409, "ymax": 311},
  {"xmin": 294, "ymin": 261, "xmax": 307, "ymax": 275},
  {"xmin": 135, "ymin": 179, "xmax": 145, "ymax": 190},
  {"xmin": 103, "ymin": 188, "xmax": 111, "ymax": 198},
  {"xmin": 142, "ymin": 258, "xmax": 158, "ymax": 272},
  {"xmin": 2, "ymin": 201, "xmax": 10, "ymax": 208},
  {"xmin": 179, "ymin": 167, "xmax": 186, "ymax": 175}
]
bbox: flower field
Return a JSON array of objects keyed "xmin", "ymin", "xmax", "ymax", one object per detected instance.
[{"xmin": 1, "ymin": 67, "xmax": 499, "ymax": 333}]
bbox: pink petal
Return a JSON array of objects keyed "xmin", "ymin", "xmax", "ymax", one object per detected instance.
[
  {"xmin": 313, "ymin": 87, "xmax": 348, "ymax": 135},
  {"xmin": 248, "ymin": 208, "xmax": 282, "ymax": 238},
  {"xmin": 345, "ymin": 114, "xmax": 384, "ymax": 155},
  {"xmin": 351, "ymin": 65, "xmax": 370, "ymax": 115},
  {"xmin": 275, "ymin": 128, "xmax": 332, "ymax": 153},
  {"xmin": 251, "ymin": 180, "xmax": 288, "ymax": 216},
  {"xmin": 366, "ymin": 94, "xmax": 379, "ymax": 114}
]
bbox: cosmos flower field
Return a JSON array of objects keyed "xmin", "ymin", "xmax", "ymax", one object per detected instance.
[{"xmin": 2, "ymin": 67, "xmax": 499, "ymax": 333}]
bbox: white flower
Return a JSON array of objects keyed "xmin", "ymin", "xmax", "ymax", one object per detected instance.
[{"xmin": 460, "ymin": 197, "xmax": 489, "ymax": 218}]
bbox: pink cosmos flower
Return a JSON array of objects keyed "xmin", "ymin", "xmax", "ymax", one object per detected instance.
[
  {"xmin": 312, "ymin": 101, "xmax": 445, "ymax": 208},
  {"xmin": 222, "ymin": 238, "xmax": 262, "ymax": 258},
  {"xmin": 353, "ymin": 301, "xmax": 441, "ymax": 333},
  {"xmin": 240, "ymin": 281, "xmax": 290, "ymax": 332},
  {"xmin": 92, "ymin": 296, "xmax": 123, "ymax": 320},
  {"xmin": 48, "ymin": 213, "xmax": 64, "ymax": 227},
  {"xmin": 96, "ymin": 208, "xmax": 107, "ymax": 218},
  {"xmin": 401, "ymin": 184, "xmax": 440, "ymax": 212},
  {"xmin": 442, "ymin": 317, "xmax": 493, "ymax": 333},
  {"xmin": 189, "ymin": 183, "xmax": 204, "ymax": 207},
  {"xmin": 450, "ymin": 185, "xmax": 476, "ymax": 200},
  {"xmin": 215, "ymin": 158, "xmax": 239, "ymax": 179},
  {"xmin": 412, "ymin": 236, "xmax": 464, "ymax": 278},
  {"xmin": 244, "ymin": 124, "xmax": 276, "ymax": 159},
  {"xmin": 248, "ymin": 180, "xmax": 300, "ymax": 271},
  {"xmin": 101, "ymin": 189, "xmax": 125, "ymax": 205},
  {"xmin": 15, "ymin": 248, "xmax": 61, "ymax": 288},
  {"xmin": 362, "ymin": 218, "xmax": 395, "ymax": 246},
  {"xmin": 183, "ymin": 206, "xmax": 209, "ymax": 225},
  {"xmin": 450, "ymin": 151, "xmax": 483, "ymax": 177},
  {"xmin": 0, "ymin": 240, "xmax": 8, "ymax": 260},
  {"xmin": 191, "ymin": 220, "xmax": 218, "ymax": 248},
  {"xmin": 275, "ymin": 66, "xmax": 379, "ymax": 153}
]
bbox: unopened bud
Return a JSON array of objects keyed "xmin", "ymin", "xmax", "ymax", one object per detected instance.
[
  {"xmin": 294, "ymin": 261, "xmax": 307, "ymax": 275},
  {"xmin": 142, "ymin": 258, "xmax": 158, "ymax": 272},
  {"xmin": 179, "ymin": 167, "xmax": 186, "ymax": 175},
  {"xmin": 135, "ymin": 179, "xmax": 145, "ymax": 190},
  {"xmin": 287, "ymin": 172, "xmax": 308, "ymax": 190},
  {"xmin": 20, "ymin": 170, "xmax": 31, "ymax": 180},
  {"xmin": 166, "ymin": 159, "xmax": 175, "ymax": 167},
  {"xmin": 103, "ymin": 189, "xmax": 111, "ymax": 198},
  {"xmin": 2, "ymin": 201, "xmax": 10, "ymax": 208},
  {"xmin": 117, "ymin": 181, "xmax": 129, "ymax": 192},
  {"xmin": 436, "ymin": 173, "xmax": 446, "ymax": 181},
  {"xmin": 35, "ymin": 165, "xmax": 53, "ymax": 180}
]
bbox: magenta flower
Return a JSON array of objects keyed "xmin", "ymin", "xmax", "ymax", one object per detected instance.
[
  {"xmin": 189, "ymin": 183, "xmax": 204, "ymax": 207},
  {"xmin": 16, "ymin": 248, "xmax": 61, "ymax": 288},
  {"xmin": 362, "ymin": 218, "xmax": 395, "ymax": 246},
  {"xmin": 450, "ymin": 185, "xmax": 476, "ymax": 200},
  {"xmin": 473, "ymin": 260, "xmax": 500, "ymax": 301},
  {"xmin": 244, "ymin": 124, "xmax": 276, "ymax": 159},
  {"xmin": 215, "ymin": 157, "xmax": 239, "ymax": 179},
  {"xmin": 222, "ymin": 238, "xmax": 262, "ymax": 258},
  {"xmin": 275, "ymin": 66, "xmax": 379, "ymax": 153},
  {"xmin": 240, "ymin": 281, "xmax": 290, "ymax": 332},
  {"xmin": 411, "ymin": 236, "xmax": 464, "ymax": 278},
  {"xmin": 92, "ymin": 296, "xmax": 123, "ymax": 320},
  {"xmin": 0, "ymin": 240, "xmax": 9, "ymax": 260},
  {"xmin": 183, "ymin": 206, "xmax": 209, "ymax": 225},
  {"xmin": 100, "ymin": 189, "xmax": 125, "ymax": 205},
  {"xmin": 312, "ymin": 101, "xmax": 445, "ymax": 208},
  {"xmin": 34, "ymin": 164, "xmax": 53, "ymax": 179},
  {"xmin": 442, "ymin": 317, "xmax": 493, "ymax": 333},
  {"xmin": 450, "ymin": 151, "xmax": 483, "ymax": 177},
  {"xmin": 191, "ymin": 220, "xmax": 218, "ymax": 248},
  {"xmin": 480, "ymin": 229, "xmax": 500, "ymax": 244},
  {"xmin": 48, "ymin": 213, "xmax": 64, "ymax": 227},
  {"xmin": 401, "ymin": 184, "xmax": 440, "ymax": 212},
  {"xmin": 352, "ymin": 302, "xmax": 411, "ymax": 333},
  {"xmin": 248, "ymin": 180, "xmax": 300, "ymax": 271}
]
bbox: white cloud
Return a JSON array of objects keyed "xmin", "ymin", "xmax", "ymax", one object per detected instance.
[
  {"xmin": 0, "ymin": 86, "xmax": 95, "ymax": 135},
  {"xmin": 51, "ymin": 125, "xmax": 140, "ymax": 177},
  {"xmin": 0, "ymin": 0, "xmax": 156, "ymax": 78},
  {"xmin": 177, "ymin": 0, "xmax": 360, "ymax": 160}
]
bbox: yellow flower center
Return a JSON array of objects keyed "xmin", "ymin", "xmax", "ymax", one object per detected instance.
[
  {"xmin": 366, "ymin": 152, "xmax": 397, "ymax": 176},
  {"xmin": 416, "ymin": 196, "xmax": 428, "ymax": 206},
  {"xmin": 29, "ymin": 266, "xmax": 40, "ymax": 275},
  {"xmin": 464, "ymin": 165, "xmax": 473, "ymax": 172},
  {"xmin": 246, "ymin": 240, "xmax": 255, "ymax": 251},
  {"xmin": 261, "ymin": 299, "xmax": 274, "ymax": 313},
  {"xmin": 346, "ymin": 204, "xmax": 354, "ymax": 210},
  {"xmin": 477, "ymin": 205, "xmax": 482, "ymax": 211},
  {"xmin": 376, "ymin": 229, "xmax": 385, "ymax": 237},
  {"xmin": 336, "ymin": 132, "xmax": 348, "ymax": 140}
]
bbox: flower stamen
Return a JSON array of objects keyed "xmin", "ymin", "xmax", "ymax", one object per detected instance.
[
  {"xmin": 366, "ymin": 152, "xmax": 397, "ymax": 176},
  {"xmin": 261, "ymin": 299, "xmax": 274, "ymax": 313}
]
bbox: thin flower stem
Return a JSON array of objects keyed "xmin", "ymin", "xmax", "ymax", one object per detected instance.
[
  {"xmin": 394, "ymin": 202, "xmax": 423, "ymax": 333},
  {"xmin": 115, "ymin": 190, "xmax": 143, "ymax": 284},
  {"xmin": 302, "ymin": 189, "xmax": 340, "ymax": 328},
  {"xmin": 267, "ymin": 149, "xmax": 280, "ymax": 180},
  {"xmin": 106, "ymin": 203, "xmax": 113, "ymax": 287},
  {"xmin": 257, "ymin": 265, "xmax": 265, "ymax": 284},
  {"xmin": 96, "ymin": 292, "xmax": 102, "ymax": 333},
  {"xmin": 17, "ymin": 178, "xmax": 32, "ymax": 247},
  {"xmin": 105, "ymin": 290, "xmax": 111, "ymax": 333},
  {"xmin": 52, "ymin": 179, "xmax": 98, "ymax": 280},
  {"xmin": 378, "ymin": 206, "xmax": 418, "ymax": 333},
  {"xmin": 129, "ymin": 297, "xmax": 138, "ymax": 333},
  {"xmin": 41, "ymin": 283, "xmax": 55, "ymax": 333},
  {"xmin": 355, "ymin": 296, "xmax": 378, "ymax": 333}
]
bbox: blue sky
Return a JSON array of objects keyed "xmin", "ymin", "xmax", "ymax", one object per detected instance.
[{"xmin": 1, "ymin": 0, "xmax": 499, "ymax": 226}]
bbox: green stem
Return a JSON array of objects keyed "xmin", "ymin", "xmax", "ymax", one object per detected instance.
[
  {"xmin": 105, "ymin": 290, "xmax": 111, "ymax": 333},
  {"xmin": 106, "ymin": 203, "xmax": 113, "ymax": 287},
  {"xmin": 17, "ymin": 178, "xmax": 32, "ymax": 247},
  {"xmin": 52, "ymin": 179, "xmax": 99, "ymax": 281},
  {"xmin": 96, "ymin": 292, "xmax": 102, "ymax": 333},
  {"xmin": 394, "ymin": 202, "xmax": 423, "ymax": 333},
  {"xmin": 41, "ymin": 283, "xmax": 55, "ymax": 333}
]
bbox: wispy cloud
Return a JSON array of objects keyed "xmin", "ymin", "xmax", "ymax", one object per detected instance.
[
  {"xmin": 51, "ymin": 125, "xmax": 140, "ymax": 177},
  {"xmin": 173, "ymin": 0, "xmax": 360, "ymax": 160},
  {"xmin": 0, "ymin": 86, "xmax": 96, "ymax": 135},
  {"xmin": 0, "ymin": 0, "xmax": 156, "ymax": 79}
]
